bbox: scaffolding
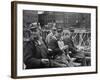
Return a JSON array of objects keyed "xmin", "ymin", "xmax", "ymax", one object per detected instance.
[{"xmin": 72, "ymin": 32, "xmax": 90, "ymax": 46}]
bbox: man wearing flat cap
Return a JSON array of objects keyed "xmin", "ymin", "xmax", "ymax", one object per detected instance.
[
  {"xmin": 47, "ymin": 26, "xmax": 71, "ymax": 67},
  {"xmin": 46, "ymin": 24, "xmax": 57, "ymax": 45},
  {"xmin": 23, "ymin": 22, "xmax": 50, "ymax": 69}
]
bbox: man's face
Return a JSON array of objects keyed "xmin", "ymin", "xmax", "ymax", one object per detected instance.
[
  {"xmin": 63, "ymin": 32, "xmax": 71, "ymax": 39},
  {"xmin": 56, "ymin": 30, "xmax": 63, "ymax": 39},
  {"xmin": 52, "ymin": 29, "xmax": 56, "ymax": 35},
  {"xmin": 30, "ymin": 27, "xmax": 39, "ymax": 40}
]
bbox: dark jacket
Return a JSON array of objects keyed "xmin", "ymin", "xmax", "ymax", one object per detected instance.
[
  {"xmin": 63, "ymin": 37, "xmax": 85, "ymax": 59},
  {"xmin": 63, "ymin": 37, "xmax": 77, "ymax": 54},
  {"xmin": 23, "ymin": 40, "xmax": 49, "ymax": 69},
  {"xmin": 47, "ymin": 38, "xmax": 62, "ymax": 57}
]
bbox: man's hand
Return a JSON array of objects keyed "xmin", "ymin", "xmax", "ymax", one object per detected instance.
[
  {"xmin": 62, "ymin": 45, "xmax": 68, "ymax": 50},
  {"xmin": 41, "ymin": 59, "xmax": 49, "ymax": 66},
  {"xmin": 48, "ymin": 48, "xmax": 52, "ymax": 51}
]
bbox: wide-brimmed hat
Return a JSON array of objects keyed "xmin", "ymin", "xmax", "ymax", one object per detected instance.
[
  {"xmin": 57, "ymin": 26, "xmax": 63, "ymax": 33},
  {"xmin": 29, "ymin": 22, "xmax": 38, "ymax": 31},
  {"xmin": 69, "ymin": 27, "xmax": 74, "ymax": 32}
]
